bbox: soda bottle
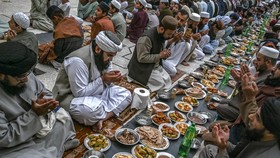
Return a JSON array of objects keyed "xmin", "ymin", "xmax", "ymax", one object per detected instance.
[
  {"xmin": 246, "ymin": 40, "xmax": 253, "ymax": 53},
  {"xmin": 178, "ymin": 123, "xmax": 196, "ymax": 158},
  {"xmin": 220, "ymin": 65, "xmax": 232, "ymax": 89}
]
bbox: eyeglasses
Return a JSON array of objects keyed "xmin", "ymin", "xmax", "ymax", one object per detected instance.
[{"xmin": 12, "ymin": 70, "xmax": 32, "ymax": 81}]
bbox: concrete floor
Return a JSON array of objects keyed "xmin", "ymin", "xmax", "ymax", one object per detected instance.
[{"xmin": 0, "ymin": 0, "xmax": 218, "ymax": 90}]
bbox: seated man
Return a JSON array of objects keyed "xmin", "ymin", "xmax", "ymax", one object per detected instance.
[
  {"xmin": 127, "ymin": 0, "xmax": 148, "ymax": 43},
  {"xmin": 158, "ymin": 0, "xmax": 173, "ymax": 22},
  {"xmin": 38, "ymin": 6, "xmax": 83, "ymax": 68},
  {"xmin": 30, "ymin": 0, "xmax": 53, "ymax": 31},
  {"xmin": 127, "ymin": 16, "xmax": 178, "ymax": 92},
  {"xmin": 0, "ymin": 42, "xmax": 78, "ymax": 158},
  {"xmin": 198, "ymin": 12, "xmax": 210, "ymax": 49},
  {"xmin": 2, "ymin": 12, "xmax": 38, "ymax": 54},
  {"xmin": 145, "ymin": 3, "xmax": 159, "ymax": 30},
  {"xmin": 90, "ymin": 2, "xmax": 115, "ymax": 40},
  {"xmin": 109, "ymin": 0, "xmax": 127, "ymax": 42},
  {"xmin": 217, "ymin": 46, "xmax": 280, "ymax": 122},
  {"xmin": 77, "ymin": 0, "xmax": 99, "ymax": 22},
  {"xmin": 52, "ymin": 31, "xmax": 132, "ymax": 128},
  {"xmin": 162, "ymin": 9, "xmax": 190, "ymax": 76},
  {"xmin": 199, "ymin": 95, "xmax": 280, "ymax": 158}
]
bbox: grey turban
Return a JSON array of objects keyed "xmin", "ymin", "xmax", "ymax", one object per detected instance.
[
  {"xmin": 0, "ymin": 42, "xmax": 37, "ymax": 76},
  {"xmin": 95, "ymin": 31, "xmax": 122, "ymax": 53}
]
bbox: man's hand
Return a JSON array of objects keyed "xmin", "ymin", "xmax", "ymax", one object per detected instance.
[
  {"xmin": 159, "ymin": 49, "xmax": 171, "ymax": 59},
  {"xmin": 172, "ymin": 32, "xmax": 183, "ymax": 42},
  {"xmin": 32, "ymin": 97, "xmax": 59, "ymax": 116},
  {"xmin": 230, "ymin": 68, "xmax": 241, "ymax": 82},
  {"xmin": 102, "ymin": 70, "xmax": 122, "ymax": 84},
  {"xmin": 240, "ymin": 63, "xmax": 251, "ymax": 77},
  {"xmin": 192, "ymin": 33, "xmax": 201, "ymax": 40},
  {"xmin": 241, "ymin": 74, "xmax": 258, "ymax": 101},
  {"xmin": 212, "ymin": 124, "xmax": 230, "ymax": 150},
  {"xmin": 6, "ymin": 30, "xmax": 17, "ymax": 40}
]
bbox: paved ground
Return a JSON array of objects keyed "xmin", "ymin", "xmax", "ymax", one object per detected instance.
[{"xmin": 0, "ymin": 0, "xmax": 216, "ymax": 90}]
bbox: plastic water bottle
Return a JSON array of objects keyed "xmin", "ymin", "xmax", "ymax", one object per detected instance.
[{"xmin": 178, "ymin": 123, "xmax": 196, "ymax": 158}]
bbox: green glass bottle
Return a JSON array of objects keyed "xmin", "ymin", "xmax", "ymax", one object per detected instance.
[
  {"xmin": 246, "ymin": 40, "xmax": 253, "ymax": 53},
  {"xmin": 178, "ymin": 123, "xmax": 196, "ymax": 158},
  {"xmin": 220, "ymin": 65, "xmax": 232, "ymax": 89}
]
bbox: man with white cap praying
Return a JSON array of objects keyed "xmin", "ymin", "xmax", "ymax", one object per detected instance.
[
  {"xmin": 127, "ymin": 0, "xmax": 148, "ymax": 43},
  {"xmin": 216, "ymin": 46, "xmax": 280, "ymax": 122},
  {"xmin": 53, "ymin": 31, "xmax": 132, "ymax": 129},
  {"xmin": 158, "ymin": 0, "xmax": 173, "ymax": 22},
  {"xmin": 1, "ymin": 12, "xmax": 38, "ymax": 55},
  {"xmin": 145, "ymin": 3, "xmax": 160, "ymax": 30},
  {"xmin": 30, "ymin": 0, "xmax": 54, "ymax": 31},
  {"xmin": 198, "ymin": 12, "xmax": 210, "ymax": 48},
  {"xmin": 0, "ymin": 41, "xmax": 79, "ymax": 158},
  {"xmin": 183, "ymin": 13, "xmax": 205, "ymax": 62},
  {"xmin": 110, "ymin": 0, "xmax": 127, "ymax": 41}
]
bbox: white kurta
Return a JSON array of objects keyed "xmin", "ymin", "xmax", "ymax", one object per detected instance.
[{"xmin": 64, "ymin": 54, "xmax": 131, "ymax": 126}]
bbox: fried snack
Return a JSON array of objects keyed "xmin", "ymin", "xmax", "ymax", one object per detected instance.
[
  {"xmin": 176, "ymin": 88, "xmax": 186, "ymax": 95},
  {"xmin": 115, "ymin": 154, "xmax": 133, "ymax": 158},
  {"xmin": 206, "ymin": 74, "xmax": 219, "ymax": 83},
  {"xmin": 177, "ymin": 102, "xmax": 192, "ymax": 112},
  {"xmin": 134, "ymin": 145, "xmax": 157, "ymax": 158},
  {"xmin": 161, "ymin": 125, "xmax": 179, "ymax": 139},
  {"xmin": 206, "ymin": 87, "xmax": 218, "ymax": 94},
  {"xmin": 87, "ymin": 134, "xmax": 108, "ymax": 151},
  {"xmin": 201, "ymin": 79, "xmax": 214, "ymax": 88},
  {"xmin": 168, "ymin": 111, "xmax": 186, "ymax": 122},
  {"xmin": 175, "ymin": 123, "xmax": 188, "ymax": 135},
  {"xmin": 152, "ymin": 112, "xmax": 171, "ymax": 125},
  {"xmin": 182, "ymin": 95, "xmax": 198, "ymax": 106}
]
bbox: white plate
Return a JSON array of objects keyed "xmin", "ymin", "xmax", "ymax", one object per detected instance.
[
  {"xmin": 84, "ymin": 134, "xmax": 111, "ymax": 152},
  {"xmin": 185, "ymin": 88, "xmax": 207, "ymax": 100},
  {"xmin": 157, "ymin": 152, "xmax": 175, "ymax": 158},
  {"xmin": 151, "ymin": 114, "xmax": 172, "ymax": 126},
  {"xmin": 158, "ymin": 123, "xmax": 180, "ymax": 140},
  {"xmin": 174, "ymin": 101, "xmax": 193, "ymax": 113},
  {"xmin": 191, "ymin": 82, "xmax": 205, "ymax": 89},
  {"xmin": 174, "ymin": 122, "xmax": 191, "ymax": 135},
  {"xmin": 131, "ymin": 145, "xmax": 157, "ymax": 158},
  {"xmin": 167, "ymin": 111, "xmax": 187, "ymax": 122},
  {"xmin": 152, "ymin": 101, "xmax": 170, "ymax": 112},
  {"xmin": 112, "ymin": 152, "xmax": 134, "ymax": 158}
]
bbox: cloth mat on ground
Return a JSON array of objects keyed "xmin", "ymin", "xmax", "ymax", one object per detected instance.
[{"xmin": 171, "ymin": 69, "xmax": 186, "ymax": 83}]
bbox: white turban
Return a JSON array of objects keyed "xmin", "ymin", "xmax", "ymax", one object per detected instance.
[
  {"xmin": 95, "ymin": 31, "xmax": 122, "ymax": 53},
  {"xmin": 13, "ymin": 12, "xmax": 30, "ymax": 29}
]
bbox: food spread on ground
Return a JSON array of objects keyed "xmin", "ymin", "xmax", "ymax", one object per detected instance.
[
  {"xmin": 136, "ymin": 126, "xmax": 167, "ymax": 149},
  {"xmin": 160, "ymin": 124, "xmax": 180, "ymax": 139},
  {"xmin": 133, "ymin": 145, "xmax": 157, "ymax": 158},
  {"xmin": 86, "ymin": 134, "xmax": 109, "ymax": 151},
  {"xmin": 182, "ymin": 95, "xmax": 199, "ymax": 106},
  {"xmin": 175, "ymin": 122, "xmax": 189, "ymax": 135},
  {"xmin": 151, "ymin": 112, "xmax": 171, "ymax": 125},
  {"xmin": 175, "ymin": 102, "xmax": 193, "ymax": 112},
  {"xmin": 117, "ymin": 129, "xmax": 137, "ymax": 145},
  {"xmin": 168, "ymin": 111, "xmax": 187, "ymax": 122}
]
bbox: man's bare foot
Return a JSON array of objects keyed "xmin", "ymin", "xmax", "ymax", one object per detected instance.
[{"xmin": 182, "ymin": 61, "xmax": 190, "ymax": 66}]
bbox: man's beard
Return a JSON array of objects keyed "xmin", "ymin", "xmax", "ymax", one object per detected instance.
[
  {"xmin": 0, "ymin": 76, "xmax": 27, "ymax": 95},
  {"xmin": 158, "ymin": 31, "xmax": 172, "ymax": 40},
  {"xmin": 257, "ymin": 64, "xmax": 267, "ymax": 74},
  {"xmin": 94, "ymin": 51, "xmax": 110, "ymax": 72},
  {"xmin": 264, "ymin": 75, "xmax": 280, "ymax": 86},
  {"xmin": 245, "ymin": 128, "xmax": 265, "ymax": 141}
]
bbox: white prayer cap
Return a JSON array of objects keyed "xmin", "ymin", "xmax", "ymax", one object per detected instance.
[
  {"xmin": 95, "ymin": 31, "xmax": 123, "ymax": 53},
  {"xmin": 160, "ymin": 0, "xmax": 169, "ymax": 3},
  {"xmin": 171, "ymin": 0, "xmax": 179, "ymax": 4},
  {"xmin": 146, "ymin": 3, "xmax": 153, "ymax": 9},
  {"xmin": 190, "ymin": 13, "xmax": 201, "ymax": 22},
  {"xmin": 138, "ymin": 0, "xmax": 147, "ymax": 7},
  {"xmin": 259, "ymin": 46, "xmax": 280, "ymax": 59},
  {"xmin": 200, "ymin": 12, "xmax": 210, "ymax": 18},
  {"xmin": 111, "ymin": 0, "xmax": 121, "ymax": 10},
  {"xmin": 12, "ymin": 12, "xmax": 30, "ymax": 29}
]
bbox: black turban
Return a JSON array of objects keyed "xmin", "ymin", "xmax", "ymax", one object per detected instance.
[
  {"xmin": 99, "ymin": 2, "xmax": 110, "ymax": 13},
  {"xmin": 0, "ymin": 41, "xmax": 37, "ymax": 76},
  {"xmin": 261, "ymin": 97, "xmax": 280, "ymax": 138}
]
